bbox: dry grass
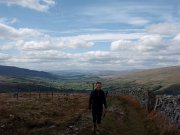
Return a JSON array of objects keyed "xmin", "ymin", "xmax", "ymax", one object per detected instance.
[
  {"xmin": 0, "ymin": 93, "xmax": 89, "ymax": 135},
  {"xmin": 119, "ymin": 95, "xmax": 178, "ymax": 135},
  {"xmin": 147, "ymin": 111, "xmax": 177, "ymax": 135},
  {"xmin": 1, "ymin": 93, "xmax": 178, "ymax": 135},
  {"xmin": 119, "ymin": 95, "xmax": 142, "ymax": 109}
]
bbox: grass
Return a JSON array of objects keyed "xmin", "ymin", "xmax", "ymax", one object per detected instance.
[
  {"xmin": 0, "ymin": 93, "xmax": 178, "ymax": 135},
  {"xmin": 0, "ymin": 93, "xmax": 88, "ymax": 135},
  {"xmin": 79, "ymin": 95, "xmax": 159, "ymax": 135},
  {"xmin": 147, "ymin": 112, "xmax": 177, "ymax": 135}
]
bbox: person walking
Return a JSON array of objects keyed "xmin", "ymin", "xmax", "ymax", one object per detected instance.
[{"xmin": 89, "ymin": 82, "xmax": 107, "ymax": 133}]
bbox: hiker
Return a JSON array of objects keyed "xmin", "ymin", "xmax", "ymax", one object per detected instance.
[{"xmin": 89, "ymin": 81, "xmax": 107, "ymax": 132}]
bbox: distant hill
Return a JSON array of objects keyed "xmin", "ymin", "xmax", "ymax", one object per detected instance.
[
  {"xmin": 115, "ymin": 66, "xmax": 180, "ymax": 95},
  {"xmin": 0, "ymin": 65, "xmax": 59, "ymax": 92},
  {"xmin": 0, "ymin": 65, "xmax": 57, "ymax": 79},
  {"xmin": 0, "ymin": 65, "xmax": 179, "ymax": 95},
  {"xmin": 122, "ymin": 66, "xmax": 180, "ymax": 84},
  {"xmin": 53, "ymin": 69, "xmax": 139, "ymax": 80}
]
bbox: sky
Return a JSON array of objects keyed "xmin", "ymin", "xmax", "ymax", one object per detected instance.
[{"xmin": 0, "ymin": 0, "xmax": 180, "ymax": 71}]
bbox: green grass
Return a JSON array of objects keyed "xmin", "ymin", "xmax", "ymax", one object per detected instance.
[
  {"xmin": 78, "ymin": 96, "xmax": 158, "ymax": 135},
  {"xmin": 106, "ymin": 66, "xmax": 180, "ymax": 94}
]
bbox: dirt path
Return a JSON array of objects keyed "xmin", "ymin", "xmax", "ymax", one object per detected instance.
[{"xmin": 68, "ymin": 96, "xmax": 159, "ymax": 135}]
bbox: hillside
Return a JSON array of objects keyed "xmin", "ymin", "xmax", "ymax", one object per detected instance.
[
  {"xmin": 0, "ymin": 65, "xmax": 59, "ymax": 92},
  {"xmin": 0, "ymin": 65, "xmax": 180, "ymax": 94},
  {"xmin": 0, "ymin": 65, "xmax": 57, "ymax": 79},
  {"xmin": 114, "ymin": 66, "xmax": 180, "ymax": 95},
  {"xmin": 0, "ymin": 93, "xmax": 162, "ymax": 135}
]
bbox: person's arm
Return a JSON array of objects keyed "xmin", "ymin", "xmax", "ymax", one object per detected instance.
[{"xmin": 89, "ymin": 91, "xmax": 93, "ymax": 110}]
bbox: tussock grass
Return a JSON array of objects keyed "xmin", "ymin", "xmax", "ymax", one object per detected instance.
[
  {"xmin": 0, "ymin": 93, "xmax": 88, "ymax": 135},
  {"xmin": 147, "ymin": 112, "xmax": 177, "ymax": 135}
]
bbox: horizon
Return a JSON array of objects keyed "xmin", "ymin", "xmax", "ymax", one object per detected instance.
[
  {"xmin": 0, "ymin": 0, "xmax": 180, "ymax": 71},
  {"xmin": 0, "ymin": 64, "xmax": 179, "ymax": 73}
]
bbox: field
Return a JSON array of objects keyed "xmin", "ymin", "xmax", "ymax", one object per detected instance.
[
  {"xmin": 0, "ymin": 93, "xmax": 88, "ymax": 135},
  {"xmin": 0, "ymin": 93, "xmax": 177, "ymax": 135}
]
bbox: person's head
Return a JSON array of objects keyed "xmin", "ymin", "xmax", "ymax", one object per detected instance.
[{"xmin": 95, "ymin": 82, "xmax": 102, "ymax": 91}]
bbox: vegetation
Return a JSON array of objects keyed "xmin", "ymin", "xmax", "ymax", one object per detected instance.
[
  {"xmin": 116, "ymin": 66, "xmax": 180, "ymax": 95},
  {"xmin": 0, "ymin": 66, "xmax": 180, "ymax": 95},
  {"xmin": 0, "ymin": 93, "xmax": 88, "ymax": 135}
]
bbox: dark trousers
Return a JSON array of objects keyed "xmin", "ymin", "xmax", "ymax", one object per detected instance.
[{"xmin": 92, "ymin": 108, "xmax": 103, "ymax": 124}]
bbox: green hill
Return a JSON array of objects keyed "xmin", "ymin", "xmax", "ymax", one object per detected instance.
[
  {"xmin": 113, "ymin": 66, "xmax": 180, "ymax": 95},
  {"xmin": 0, "ymin": 65, "xmax": 58, "ymax": 79},
  {"xmin": 0, "ymin": 65, "xmax": 179, "ymax": 95}
]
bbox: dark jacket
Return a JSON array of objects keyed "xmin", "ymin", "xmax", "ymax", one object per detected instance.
[{"xmin": 89, "ymin": 89, "xmax": 107, "ymax": 110}]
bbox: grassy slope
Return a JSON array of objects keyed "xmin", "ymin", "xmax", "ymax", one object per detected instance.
[
  {"xmin": 0, "ymin": 94, "xmax": 161, "ymax": 135},
  {"xmin": 122, "ymin": 66, "xmax": 180, "ymax": 84},
  {"xmin": 0, "ymin": 93, "xmax": 88, "ymax": 135},
  {"xmin": 109, "ymin": 66, "xmax": 180, "ymax": 94}
]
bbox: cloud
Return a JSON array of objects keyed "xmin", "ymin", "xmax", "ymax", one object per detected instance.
[
  {"xmin": 15, "ymin": 38, "xmax": 94, "ymax": 51},
  {"xmin": 4, "ymin": 32, "xmax": 180, "ymax": 70},
  {"xmin": 110, "ymin": 34, "xmax": 180, "ymax": 69},
  {"xmin": 111, "ymin": 40, "xmax": 134, "ymax": 51},
  {"xmin": 111, "ymin": 35, "xmax": 164, "ymax": 52},
  {"xmin": 0, "ymin": 44, "xmax": 14, "ymax": 51},
  {"xmin": 1, "ymin": 20, "xmax": 180, "ymax": 70},
  {"xmin": 127, "ymin": 17, "xmax": 150, "ymax": 25},
  {"xmin": 0, "ymin": 0, "xmax": 55, "ymax": 12},
  {"xmin": 0, "ymin": 23, "xmax": 144, "ymax": 51},
  {"xmin": 173, "ymin": 33, "xmax": 180, "ymax": 41},
  {"xmin": 146, "ymin": 23, "xmax": 180, "ymax": 35},
  {"xmin": 0, "ymin": 23, "xmax": 42, "ymax": 40},
  {"xmin": 4, "ymin": 50, "xmax": 115, "ymax": 70},
  {"xmin": 0, "ymin": 53, "xmax": 11, "ymax": 60},
  {"xmin": 4, "ymin": 32, "xmax": 145, "ymax": 52},
  {"xmin": 81, "ymin": 8, "xmax": 150, "ymax": 25},
  {"xmin": 67, "ymin": 33, "xmax": 145, "ymax": 41},
  {"xmin": 0, "ymin": 18, "xmax": 17, "ymax": 25}
]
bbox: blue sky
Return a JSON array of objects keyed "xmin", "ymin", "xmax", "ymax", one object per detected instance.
[{"xmin": 0, "ymin": 0, "xmax": 180, "ymax": 71}]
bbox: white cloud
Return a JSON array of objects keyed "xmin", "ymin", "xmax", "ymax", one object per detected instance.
[
  {"xmin": 173, "ymin": 33, "xmax": 180, "ymax": 41},
  {"xmin": 111, "ymin": 40, "xmax": 134, "ymax": 51},
  {"xmin": 4, "ymin": 50, "xmax": 115, "ymax": 70},
  {"xmin": 109, "ymin": 34, "xmax": 180, "ymax": 69},
  {"xmin": 0, "ymin": 0, "xmax": 55, "ymax": 12},
  {"xmin": 67, "ymin": 33, "xmax": 145, "ymax": 41},
  {"xmin": 0, "ymin": 23, "xmax": 42, "ymax": 40},
  {"xmin": 111, "ymin": 35, "xmax": 164, "ymax": 52},
  {"xmin": 1, "ymin": 20, "xmax": 180, "ymax": 70},
  {"xmin": 15, "ymin": 38, "xmax": 94, "ymax": 51},
  {"xmin": 146, "ymin": 23, "xmax": 180, "ymax": 35},
  {"xmin": 3, "ymin": 33, "xmax": 180, "ymax": 70},
  {"xmin": 0, "ymin": 53, "xmax": 11, "ymax": 60},
  {"xmin": 0, "ymin": 44, "xmax": 14, "ymax": 51},
  {"xmin": 127, "ymin": 17, "xmax": 150, "ymax": 25}
]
